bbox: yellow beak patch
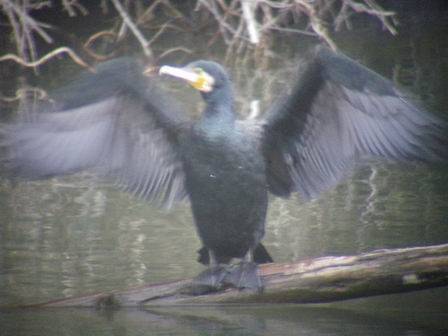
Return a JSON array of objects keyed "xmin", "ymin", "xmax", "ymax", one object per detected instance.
[{"xmin": 159, "ymin": 66, "xmax": 214, "ymax": 92}]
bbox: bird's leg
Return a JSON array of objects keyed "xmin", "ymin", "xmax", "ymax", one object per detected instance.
[
  {"xmin": 190, "ymin": 250, "xmax": 228, "ymax": 294},
  {"xmin": 224, "ymin": 249, "xmax": 263, "ymax": 293}
]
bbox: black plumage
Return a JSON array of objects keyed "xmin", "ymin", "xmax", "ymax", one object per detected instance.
[{"xmin": 1, "ymin": 46, "xmax": 447, "ymax": 292}]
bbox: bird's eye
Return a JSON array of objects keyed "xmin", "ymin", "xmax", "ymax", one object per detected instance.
[{"xmin": 193, "ymin": 68, "xmax": 204, "ymax": 75}]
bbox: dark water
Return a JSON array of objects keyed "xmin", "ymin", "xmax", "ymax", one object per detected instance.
[
  {"xmin": 1, "ymin": 6, "xmax": 448, "ymax": 336},
  {"xmin": 1, "ymin": 300, "xmax": 448, "ymax": 336}
]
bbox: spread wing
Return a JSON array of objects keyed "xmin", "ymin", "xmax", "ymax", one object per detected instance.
[
  {"xmin": 1, "ymin": 58, "xmax": 188, "ymax": 208},
  {"xmin": 262, "ymin": 46, "xmax": 448, "ymax": 200}
]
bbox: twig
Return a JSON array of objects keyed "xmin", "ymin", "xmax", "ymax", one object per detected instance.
[
  {"xmin": 148, "ymin": 22, "xmax": 178, "ymax": 45},
  {"xmin": 0, "ymin": 47, "xmax": 91, "ymax": 70},
  {"xmin": 241, "ymin": 0, "xmax": 260, "ymax": 44},
  {"xmin": 0, "ymin": 87, "xmax": 49, "ymax": 103},
  {"xmin": 296, "ymin": 0, "xmax": 337, "ymax": 50},
  {"xmin": 110, "ymin": 0, "xmax": 153, "ymax": 59},
  {"xmin": 156, "ymin": 47, "xmax": 193, "ymax": 62},
  {"xmin": 83, "ymin": 30, "xmax": 117, "ymax": 61},
  {"xmin": 1, "ymin": 0, "xmax": 53, "ymax": 64},
  {"xmin": 61, "ymin": 0, "xmax": 88, "ymax": 17}
]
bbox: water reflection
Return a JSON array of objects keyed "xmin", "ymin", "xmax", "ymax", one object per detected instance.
[{"xmin": 1, "ymin": 303, "xmax": 447, "ymax": 336}]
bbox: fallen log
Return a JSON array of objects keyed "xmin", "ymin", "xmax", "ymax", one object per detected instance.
[{"xmin": 32, "ymin": 243, "xmax": 448, "ymax": 308}]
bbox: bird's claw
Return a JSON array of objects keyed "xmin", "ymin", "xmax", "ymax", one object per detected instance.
[
  {"xmin": 224, "ymin": 261, "xmax": 263, "ymax": 294},
  {"xmin": 189, "ymin": 265, "xmax": 229, "ymax": 295},
  {"xmin": 188, "ymin": 262, "xmax": 263, "ymax": 295}
]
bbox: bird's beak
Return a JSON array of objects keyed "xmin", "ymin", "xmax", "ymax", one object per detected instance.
[{"xmin": 159, "ymin": 66, "xmax": 214, "ymax": 92}]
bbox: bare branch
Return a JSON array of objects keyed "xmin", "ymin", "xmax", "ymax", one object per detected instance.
[
  {"xmin": 193, "ymin": 0, "xmax": 397, "ymax": 55},
  {"xmin": 156, "ymin": 47, "xmax": 193, "ymax": 62},
  {"xmin": 83, "ymin": 30, "xmax": 117, "ymax": 61},
  {"xmin": 0, "ymin": 87, "xmax": 49, "ymax": 103},
  {"xmin": 61, "ymin": 0, "xmax": 89, "ymax": 17},
  {"xmin": 110, "ymin": 0, "xmax": 153, "ymax": 59},
  {"xmin": 0, "ymin": 47, "xmax": 91, "ymax": 70},
  {"xmin": 241, "ymin": 0, "xmax": 260, "ymax": 44},
  {"xmin": 1, "ymin": 0, "xmax": 53, "ymax": 64}
]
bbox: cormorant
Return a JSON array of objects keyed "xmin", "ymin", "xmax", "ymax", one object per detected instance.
[{"xmin": 1, "ymin": 46, "xmax": 447, "ymax": 293}]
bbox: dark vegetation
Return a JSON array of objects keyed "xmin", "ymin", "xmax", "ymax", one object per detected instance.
[
  {"xmin": 0, "ymin": 0, "xmax": 397, "ymax": 68},
  {"xmin": 1, "ymin": 0, "xmax": 446, "ymax": 107}
]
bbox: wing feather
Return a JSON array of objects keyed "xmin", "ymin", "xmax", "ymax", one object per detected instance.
[
  {"xmin": 263, "ymin": 46, "xmax": 448, "ymax": 200},
  {"xmin": 1, "ymin": 58, "xmax": 187, "ymax": 209}
]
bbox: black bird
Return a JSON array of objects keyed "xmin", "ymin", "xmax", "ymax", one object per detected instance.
[{"xmin": 1, "ymin": 46, "xmax": 447, "ymax": 292}]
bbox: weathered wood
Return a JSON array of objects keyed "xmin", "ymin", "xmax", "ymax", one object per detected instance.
[{"xmin": 33, "ymin": 243, "xmax": 448, "ymax": 308}]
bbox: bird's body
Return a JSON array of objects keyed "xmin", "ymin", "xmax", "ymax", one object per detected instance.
[
  {"xmin": 182, "ymin": 119, "xmax": 268, "ymax": 263},
  {"xmin": 1, "ymin": 46, "xmax": 447, "ymax": 292}
]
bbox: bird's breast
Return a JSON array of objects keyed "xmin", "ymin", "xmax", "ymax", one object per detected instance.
[
  {"xmin": 179, "ymin": 128, "xmax": 268, "ymax": 253},
  {"xmin": 180, "ymin": 129, "xmax": 266, "ymax": 194}
]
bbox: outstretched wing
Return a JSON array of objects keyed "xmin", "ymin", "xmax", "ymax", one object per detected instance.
[
  {"xmin": 262, "ymin": 46, "xmax": 448, "ymax": 200},
  {"xmin": 1, "ymin": 58, "xmax": 188, "ymax": 208}
]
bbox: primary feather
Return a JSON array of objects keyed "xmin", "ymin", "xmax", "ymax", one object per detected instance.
[{"xmin": 263, "ymin": 46, "xmax": 447, "ymax": 199}]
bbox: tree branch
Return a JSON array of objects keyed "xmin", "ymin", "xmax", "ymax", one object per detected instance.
[
  {"xmin": 0, "ymin": 47, "xmax": 91, "ymax": 70},
  {"xmin": 26, "ymin": 243, "xmax": 448, "ymax": 309},
  {"xmin": 110, "ymin": 0, "xmax": 153, "ymax": 59}
]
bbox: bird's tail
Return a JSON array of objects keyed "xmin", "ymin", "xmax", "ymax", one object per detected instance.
[
  {"xmin": 197, "ymin": 244, "xmax": 273, "ymax": 265},
  {"xmin": 253, "ymin": 243, "xmax": 274, "ymax": 263}
]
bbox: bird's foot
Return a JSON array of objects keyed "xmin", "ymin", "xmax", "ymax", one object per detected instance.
[
  {"xmin": 188, "ymin": 265, "xmax": 229, "ymax": 295},
  {"xmin": 224, "ymin": 261, "xmax": 263, "ymax": 293}
]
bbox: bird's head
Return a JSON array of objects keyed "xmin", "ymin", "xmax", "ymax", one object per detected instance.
[{"xmin": 159, "ymin": 60, "xmax": 232, "ymax": 104}]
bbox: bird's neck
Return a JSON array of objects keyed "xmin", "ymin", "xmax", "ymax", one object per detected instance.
[{"xmin": 202, "ymin": 89, "xmax": 236, "ymax": 124}]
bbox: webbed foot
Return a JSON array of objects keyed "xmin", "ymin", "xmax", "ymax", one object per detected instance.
[
  {"xmin": 187, "ymin": 249, "xmax": 264, "ymax": 295},
  {"xmin": 189, "ymin": 265, "xmax": 229, "ymax": 295},
  {"xmin": 224, "ymin": 261, "xmax": 263, "ymax": 293}
]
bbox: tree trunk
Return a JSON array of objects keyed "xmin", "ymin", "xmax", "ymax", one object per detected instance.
[{"xmin": 31, "ymin": 243, "xmax": 448, "ymax": 308}]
